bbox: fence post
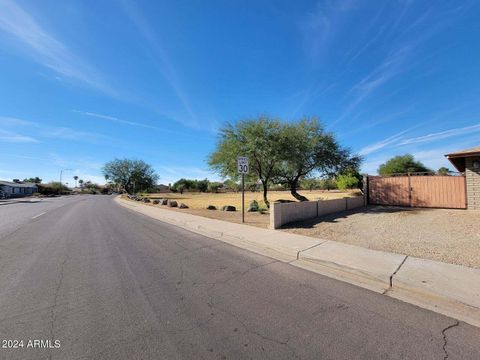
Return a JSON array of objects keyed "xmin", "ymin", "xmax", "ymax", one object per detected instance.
[
  {"xmin": 408, "ymin": 172, "xmax": 412, "ymax": 207},
  {"xmin": 362, "ymin": 174, "xmax": 368, "ymax": 206}
]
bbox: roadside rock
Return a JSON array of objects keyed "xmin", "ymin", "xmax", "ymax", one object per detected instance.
[
  {"xmin": 167, "ymin": 200, "xmax": 178, "ymax": 207},
  {"xmin": 206, "ymin": 205, "xmax": 217, "ymax": 210},
  {"xmin": 142, "ymin": 198, "xmax": 151, "ymax": 203},
  {"xmin": 161, "ymin": 199, "xmax": 168, "ymax": 205},
  {"xmin": 179, "ymin": 203, "xmax": 189, "ymax": 209},
  {"xmin": 222, "ymin": 205, "xmax": 236, "ymax": 212},
  {"xmin": 152, "ymin": 200, "xmax": 159, "ymax": 205}
]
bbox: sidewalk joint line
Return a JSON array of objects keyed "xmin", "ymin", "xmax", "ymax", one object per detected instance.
[
  {"xmin": 296, "ymin": 241, "xmax": 328, "ymax": 260},
  {"xmin": 389, "ymin": 255, "xmax": 408, "ymax": 288}
]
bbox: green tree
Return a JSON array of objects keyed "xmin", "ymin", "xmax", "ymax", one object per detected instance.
[
  {"xmin": 319, "ymin": 177, "xmax": 337, "ymax": 190},
  {"xmin": 37, "ymin": 182, "xmax": 69, "ymax": 195},
  {"xmin": 196, "ymin": 179, "xmax": 209, "ymax": 192},
  {"xmin": 223, "ymin": 179, "xmax": 240, "ymax": 192},
  {"xmin": 336, "ymin": 174, "xmax": 360, "ymax": 190},
  {"xmin": 73, "ymin": 175, "xmax": 79, "ymax": 188},
  {"xmin": 437, "ymin": 167, "xmax": 451, "ymax": 176},
  {"xmin": 275, "ymin": 118, "xmax": 361, "ymax": 201},
  {"xmin": 78, "ymin": 179, "xmax": 84, "ymax": 189},
  {"xmin": 102, "ymin": 159, "xmax": 159, "ymax": 194},
  {"xmin": 208, "ymin": 117, "xmax": 283, "ymax": 207},
  {"xmin": 299, "ymin": 178, "xmax": 321, "ymax": 191},
  {"xmin": 23, "ymin": 177, "xmax": 42, "ymax": 184},
  {"xmin": 378, "ymin": 154, "xmax": 431, "ymax": 176},
  {"xmin": 177, "ymin": 183, "xmax": 186, "ymax": 194},
  {"xmin": 207, "ymin": 182, "xmax": 222, "ymax": 193}
]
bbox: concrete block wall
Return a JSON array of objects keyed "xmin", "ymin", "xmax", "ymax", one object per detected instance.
[
  {"xmin": 317, "ymin": 198, "xmax": 345, "ymax": 216},
  {"xmin": 270, "ymin": 201, "xmax": 318, "ymax": 229},
  {"xmin": 270, "ymin": 196, "xmax": 365, "ymax": 229},
  {"xmin": 466, "ymin": 157, "xmax": 480, "ymax": 210}
]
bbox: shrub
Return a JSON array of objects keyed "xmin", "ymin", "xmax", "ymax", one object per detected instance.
[
  {"xmin": 207, "ymin": 182, "xmax": 222, "ymax": 193},
  {"xmin": 318, "ymin": 178, "xmax": 337, "ymax": 190},
  {"xmin": 336, "ymin": 174, "xmax": 359, "ymax": 190},
  {"xmin": 247, "ymin": 200, "xmax": 259, "ymax": 212}
]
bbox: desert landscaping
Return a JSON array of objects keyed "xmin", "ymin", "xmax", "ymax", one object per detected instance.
[
  {"xmin": 125, "ymin": 190, "xmax": 360, "ymax": 227},
  {"xmin": 284, "ymin": 206, "xmax": 480, "ymax": 269}
]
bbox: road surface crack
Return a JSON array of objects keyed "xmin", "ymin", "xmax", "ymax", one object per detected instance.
[
  {"xmin": 206, "ymin": 296, "xmax": 301, "ymax": 359},
  {"xmin": 216, "ymin": 260, "xmax": 279, "ymax": 287},
  {"xmin": 49, "ymin": 252, "xmax": 69, "ymax": 360},
  {"xmin": 441, "ymin": 320, "xmax": 459, "ymax": 359}
]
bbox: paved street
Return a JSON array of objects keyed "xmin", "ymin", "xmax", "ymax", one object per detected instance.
[
  {"xmin": 0, "ymin": 196, "xmax": 82, "ymax": 240},
  {"xmin": 0, "ymin": 195, "xmax": 479, "ymax": 359}
]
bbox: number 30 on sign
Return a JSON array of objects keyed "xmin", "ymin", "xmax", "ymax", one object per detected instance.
[{"xmin": 237, "ymin": 156, "xmax": 249, "ymax": 174}]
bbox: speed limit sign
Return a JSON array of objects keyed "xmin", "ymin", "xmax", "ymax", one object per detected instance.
[{"xmin": 237, "ymin": 156, "xmax": 249, "ymax": 174}]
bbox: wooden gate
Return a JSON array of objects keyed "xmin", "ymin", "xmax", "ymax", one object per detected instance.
[{"xmin": 368, "ymin": 175, "xmax": 466, "ymax": 209}]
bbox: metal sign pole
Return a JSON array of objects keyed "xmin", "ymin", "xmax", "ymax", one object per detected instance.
[
  {"xmin": 242, "ymin": 173, "xmax": 245, "ymax": 223},
  {"xmin": 237, "ymin": 156, "xmax": 248, "ymax": 224}
]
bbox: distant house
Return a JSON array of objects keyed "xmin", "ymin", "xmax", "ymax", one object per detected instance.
[{"xmin": 0, "ymin": 180, "xmax": 38, "ymax": 198}]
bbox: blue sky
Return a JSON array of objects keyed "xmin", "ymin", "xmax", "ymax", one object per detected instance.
[{"xmin": 1, "ymin": 0, "xmax": 479, "ymax": 185}]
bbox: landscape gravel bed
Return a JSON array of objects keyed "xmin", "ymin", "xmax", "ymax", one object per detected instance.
[{"xmin": 283, "ymin": 206, "xmax": 480, "ymax": 269}]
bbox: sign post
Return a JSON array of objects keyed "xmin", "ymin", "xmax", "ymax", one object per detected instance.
[{"xmin": 237, "ymin": 156, "xmax": 249, "ymax": 223}]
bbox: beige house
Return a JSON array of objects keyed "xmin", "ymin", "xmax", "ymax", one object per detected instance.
[{"xmin": 446, "ymin": 147, "xmax": 480, "ymax": 210}]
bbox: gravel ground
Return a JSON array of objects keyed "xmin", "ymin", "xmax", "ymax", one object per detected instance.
[{"xmin": 283, "ymin": 206, "xmax": 480, "ymax": 269}]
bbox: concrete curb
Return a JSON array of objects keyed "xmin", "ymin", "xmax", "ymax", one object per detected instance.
[
  {"xmin": 292, "ymin": 242, "xmax": 407, "ymax": 294},
  {"xmin": 389, "ymin": 257, "xmax": 480, "ymax": 327},
  {"xmin": 115, "ymin": 197, "xmax": 323, "ymax": 262},
  {"xmin": 116, "ymin": 196, "xmax": 480, "ymax": 328}
]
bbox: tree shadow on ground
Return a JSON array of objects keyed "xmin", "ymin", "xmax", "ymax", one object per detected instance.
[{"xmin": 281, "ymin": 205, "xmax": 433, "ymax": 229}]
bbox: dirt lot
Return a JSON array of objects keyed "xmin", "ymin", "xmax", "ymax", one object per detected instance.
[
  {"xmin": 130, "ymin": 190, "xmax": 357, "ymax": 228},
  {"xmin": 283, "ymin": 206, "xmax": 480, "ymax": 269},
  {"xmin": 145, "ymin": 190, "xmax": 359, "ymax": 210}
]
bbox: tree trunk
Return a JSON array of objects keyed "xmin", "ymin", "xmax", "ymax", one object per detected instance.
[
  {"xmin": 290, "ymin": 180, "xmax": 309, "ymax": 201},
  {"xmin": 262, "ymin": 180, "xmax": 270, "ymax": 208}
]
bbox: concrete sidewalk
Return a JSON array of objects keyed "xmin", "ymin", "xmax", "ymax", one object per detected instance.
[
  {"xmin": 0, "ymin": 197, "xmax": 43, "ymax": 205},
  {"xmin": 116, "ymin": 197, "xmax": 480, "ymax": 328}
]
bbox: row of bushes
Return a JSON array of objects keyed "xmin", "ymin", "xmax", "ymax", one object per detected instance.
[{"xmin": 167, "ymin": 176, "xmax": 360, "ymax": 195}]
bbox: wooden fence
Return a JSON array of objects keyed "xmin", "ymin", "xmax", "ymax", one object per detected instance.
[{"xmin": 368, "ymin": 175, "xmax": 466, "ymax": 209}]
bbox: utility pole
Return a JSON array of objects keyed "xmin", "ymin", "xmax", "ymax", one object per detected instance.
[{"xmin": 59, "ymin": 169, "xmax": 72, "ymax": 195}]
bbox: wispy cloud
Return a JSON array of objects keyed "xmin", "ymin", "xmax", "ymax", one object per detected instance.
[
  {"xmin": 74, "ymin": 110, "xmax": 213, "ymax": 139},
  {"xmin": 120, "ymin": 0, "xmax": 198, "ymax": 127},
  {"xmin": 0, "ymin": 2, "xmax": 115, "ymax": 95},
  {"xmin": 359, "ymin": 122, "xmax": 480, "ymax": 158},
  {"xmin": 399, "ymin": 124, "xmax": 480, "ymax": 145},
  {"xmin": 0, "ymin": 114, "xmax": 116, "ymax": 144},
  {"xmin": 358, "ymin": 129, "xmax": 409, "ymax": 156},
  {"xmin": 0, "ymin": 129, "xmax": 38, "ymax": 143},
  {"xmin": 333, "ymin": 45, "xmax": 413, "ymax": 127},
  {"xmin": 73, "ymin": 110, "xmax": 155, "ymax": 129},
  {"xmin": 0, "ymin": 116, "xmax": 36, "ymax": 127},
  {"xmin": 41, "ymin": 127, "xmax": 111, "ymax": 143},
  {"xmin": 301, "ymin": 0, "xmax": 358, "ymax": 63}
]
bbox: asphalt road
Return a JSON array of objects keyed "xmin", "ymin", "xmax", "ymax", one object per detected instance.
[
  {"xmin": 0, "ymin": 195, "xmax": 81, "ymax": 240},
  {"xmin": 0, "ymin": 195, "xmax": 479, "ymax": 359}
]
